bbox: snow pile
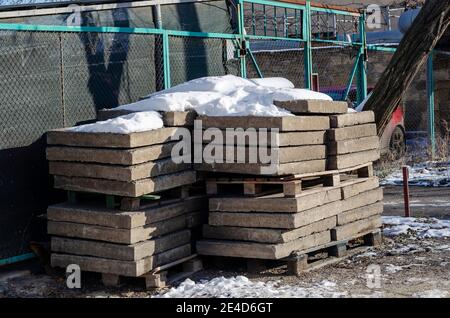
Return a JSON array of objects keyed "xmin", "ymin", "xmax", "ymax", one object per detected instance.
[
  {"xmin": 382, "ymin": 216, "xmax": 450, "ymax": 238},
  {"xmin": 381, "ymin": 162, "xmax": 450, "ymax": 187},
  {"xmin": 153, "ymin": 276, "xmax": 346, "ymax": 298},
  {"xmin": 68, "ymin": 111, "xmax": 163, "ymax": 134},
  {"xmin": 250, "ymin": 77, "xmax": 295, "ymax": 89},
  {"xmin": 116, "ymin": 75, "xmax": 333, "ymax": 117}
]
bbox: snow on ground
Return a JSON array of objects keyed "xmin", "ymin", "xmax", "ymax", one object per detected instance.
[
  {"xmin": 116, "ymin": 75, "xmax": 332, "ymax": 117},
  {"xmin": 381, "ymin": 162, "xmax": 450, "ymax": 187},
  {"xmin": 382, "ymin": 216, "xmax": 450, "ymax": 238},
  {"xmin": 68, "ymin": 111, "xmax": 163, "ymax": 134},
  {"xmin": 154, "ymin": 276, "xmax": 346, "ymax": 298}
]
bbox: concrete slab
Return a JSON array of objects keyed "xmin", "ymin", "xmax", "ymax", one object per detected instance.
[
  {"xmin": 328, "ymin": 136, "xmax": 380, "ymax": 155},
  {"xmin": 46, "ymin": 142, "xmax": 177, "ymax": 165},
  {"xmin": 337, "ymin": 201, "xmax": 383, "ymax": 225},
  {"xmin": 331, "ymin": 215, "xmax": 382, "ymax": 241},
  {"xmin": 208, "ymin": 200, "xmax": 342, "ymax": 229},
  {"xmin": 195, "ymin": 159, "xmax": 326, "ymax": 176},
  {"xmin": 196, "ymin": 130, "xmax": 326, "ymax": 147},
  {"xmin": 209, "ymin": 187, "xmax": 341, "ymax": 213},
  {"xmin": 274, "ymin": 100, "xmax": 348, "ymax": 114},
  {"xmin": 327, "ymin": 124, "xmax": 377, "ymax": 141},
  {"xmin": 198, "ymin": 116, "xmax": 330, "ymax": 131},
  {"xmin": 51, "ymin": 229, "xmax": 191, "ymax": 261},
  {"xmin": 327, "ymin": 149, "xmax": 380, "ymax": 170},
  {"xmin": 341, "ymin": 188, "xmax": 383, "ymax": 212},
  {"xmin": 340, "ymin": 177, "xmax": 380, "ymax": 199},
  {"xmin": 196, "ymin": 230, "xmax": 331, "ymax": 260},
  {"xmin": 49, "ymin": 158, "xmax": 191, "ymax": 182},
  {"xmin": 47, "ymin": 127, "xmax": 183, "ymax": 148},
  {"xmin": 47, "ymin": 196, "xmax": 207, "ymax": 228},
  {"xmin": 203, "ymin": 217, "xmax": 336, "ymax": 244},
  {"xmin": 330, "ymin": 111, "xmax": 375, "ymax": 128},
  {"xmin": 51, "ymin": 243, "xmax": 191, "ymax": 277},
  {"xmin": 53, "ymin": 170, "xmax": 197, "ymax": 197},
  {"xmin": 47, "ymin": 214, "xmax": 188, "ymax": 244},
  {"xmin": 202, "ymin": 145, "xmax": 326, "ymax": 164}
]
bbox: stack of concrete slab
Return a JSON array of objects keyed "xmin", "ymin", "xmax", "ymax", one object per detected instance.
[
  {"xmin": 46, "ymin": 126, "xmax": 196, "ymax": 197},
  {"xmin": 332, "ymin": 175, "xmax": 383, "ymax": 242},
  {"xmin": 46, "ymin": 113, "xmax": 208, "ymax": 283},
  {"xmin": 327, "ymin": 111, "xmax": 380, "ymax": 170},
  {"xmin": 197, "ymin": 186, "xmax": 342, "ymax": 260},
  {"xmin": 48, "ymin": 196, "xmax": 208, "ymax": 279},
  {"xmin": 194, "ymin": 101, "xmax": 351, "ymax": 176}
]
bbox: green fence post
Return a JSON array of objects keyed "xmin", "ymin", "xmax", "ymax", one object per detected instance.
[
  {"xmin": 162, "ymin": 31, "xmax": 171, "ymax": 89},
  {"xmin": 303, "ymin": 0, "xmax": 312, "ymax": 89},
  {"xmin": 427, "ymin": 51, "xmax": 436, "ymax": 159},
  {"xmin": 237, "ymin": 0, "xmax": 247, "ymax": 78},
  {"xmin": 357, "ymin": 11, "xmax": 368, "ymax": 104}
]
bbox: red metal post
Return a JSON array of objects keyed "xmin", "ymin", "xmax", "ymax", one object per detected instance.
[{"xmin": 402, "ymin": 166, "xmax": 411, "ymax": 217}]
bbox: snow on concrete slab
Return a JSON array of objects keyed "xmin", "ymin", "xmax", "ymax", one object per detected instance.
[
  {"xmin": 153, "ymin": 276, "xmax": 347, "ymax": 298},
  {"xmin": 381, "ymin": 162, "xmax": 450, "ymax": 187},
  {"xmin": 116, "ymin": 75, "xmax": 332, "ymax": 117},
  {"xmin": 68, "ymin": 111, "xmax": 163, "ymax": 134},
  {"xmin": 250, "ymin": 77, "xmax": 295, "ymax": 89},
  {"xmin": 382, "ymin": 216, "xmax": 450, "ymax": 239}
]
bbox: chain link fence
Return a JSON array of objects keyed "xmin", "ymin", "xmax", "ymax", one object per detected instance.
[{"xmin": 169, "ymin": 36, "xmax": 240, "ymax": 87}]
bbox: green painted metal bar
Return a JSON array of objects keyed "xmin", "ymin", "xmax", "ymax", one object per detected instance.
[
  {"xmin": 303, "ymin": 0, "xmax": 313, "ymax": 89},
  {"xmin": 0, "ymin": 253, "xmax": 35, "ymax": 266},
  {"xmin": 427, "ymin": 52, "xmax": 436, "ymax": 158},
  {"xmin": 0, "ymin": 23, "xmax": 239, "ymax": 40},
  {"xmin": 0, "ymin": 23, "xmax": 164, "ymax": 34},
  {"xmin": 246, "ymin": 34, "xmax": 305, "ymax": 42},
  {"xmin": 237, "ymin": 1, "xmax": 247, "ymax": 78},
  {"xmin": 248, "ymin": 48, "xmax": 264, "ymax": 78},
  {"xmin": 166, "ymin": 30, "xmax": 238, "ymax": 39},
  {"xmin": 162, "ymin": 31, "xmax": 171, "ymax": 89},
  {"xmin": 342, "ymin": 53, "xmax": 360, "ymax": 101},
  {"xmin": 356, "ymin": 11, "xmax": 368, "ymax": 104},
  {"xmin": 367, "ymin": 45, "xmax": 397, "ymax": 52}
]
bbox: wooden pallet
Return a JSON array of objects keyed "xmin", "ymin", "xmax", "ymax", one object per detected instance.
[
  {"xmin": 284, "ymin": 229, "xmax": 382, "ymax": 275},
  {"xmin": 206, "ymin": 163, "xmax": 373, "ymax": 197},
  {"xmin": 101, "ymin": 255, "xmax": 203, "ymax": 289},
  {"xmin": 207, "ymin": 229, "xmax": 382, "ymax": 276},
  {"xmin": 65, "ymin": 183, "xmax": 205, "ymax": 211}
]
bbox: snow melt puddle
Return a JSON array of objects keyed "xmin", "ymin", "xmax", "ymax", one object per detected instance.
[
  {"xmin": 382, "ymin": 216, "xmax": 450, "ymax": 238},
  {"xmin": 68, "ymin": 111, "xmax": 164, "ymax": 134},
  {"xmin": 153, "ymin": 276, "xmax": 346, "ymax": 298},
  {"xmin": 381, "ymin": 162, "xmax": 450, "ymax": 187},
  {"xmin": 116, "ymin": 75, "xmax": 332, "ymax": 117}
]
